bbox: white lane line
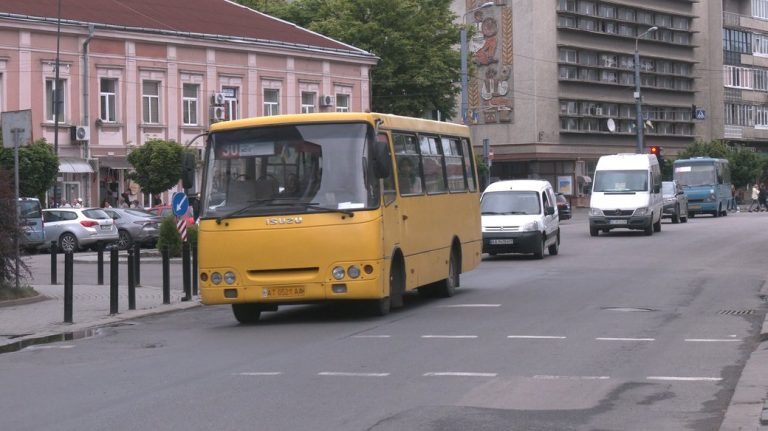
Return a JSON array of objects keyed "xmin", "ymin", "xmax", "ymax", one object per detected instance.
[
  {"xmin": 534, "ymin": 375, "xmax": 610, "ymax": 380},
  {"xmin": 25, "ymin": 345, "xmax": 75, "ymax": 350},
  {"xmin": 421, "ymin": 335, "xmax": 478, "ymax": 339},
  {"xmin": 684, "ymin": 338, "xmax": 741, "ymax": 343},
  {"xmin": 236, "ymin": 372, "xmax": 283, "ymax": 376},
  {"xmin": 438, "ymin": 304, "xmax": 502, "ymax": 308},
  {"xmin": 596, "ymin": 337, "xmax": 655, "ymax": 341},
  {"xmin": 424, "ymin": 372, "xmax": 498, "ymax": 377},
  {"xmin": 507, "ymin": 335, "xmax": 567, "ymax": 339},
  {"xmin": 647, "ymin": 376, "xmax": 722, "ymax": 382},
  {"xmin": 352, "ymin": 335, "xmax": 391, "ymax": 338},
  {"xmin": 318, "ymin": 372, "xmax": 390, "ymax": 377}
]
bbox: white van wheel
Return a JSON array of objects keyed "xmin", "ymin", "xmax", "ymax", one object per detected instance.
[{"xmin": 548, "ymin": 231, "xmax": 560, "ymax": 256}]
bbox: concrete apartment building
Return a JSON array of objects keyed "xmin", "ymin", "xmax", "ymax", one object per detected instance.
[
  {"xmin": 0, "ymin": 0, "xmax": 376, "ymax": 208},
  {"xmin": 455, "ymin": 0, "xmax": 725, "ymax": 205}
]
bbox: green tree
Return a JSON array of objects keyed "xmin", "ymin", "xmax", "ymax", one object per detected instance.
[
  {"xmin": 126, "ymin": 140, "xmax": 184, "ymax": 205},
  {"xmin": 241, "ymin": 0, "xmax": 462, "ymax": 118},
  {"xmin": 0, "ymin": 139, "xmax": 59, "ymax": 202},
  {"xmin": 674, "ymin": 140, "xmax": 766, "ymax": 187}
]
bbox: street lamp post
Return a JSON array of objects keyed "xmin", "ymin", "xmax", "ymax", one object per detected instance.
[
  {"xmin": 460, "ymin": 1, "xmax": 494, "ymax": 125},
  {"xmin": 634, "ymin": 26, "xmax": 657, "ymax": 153}
]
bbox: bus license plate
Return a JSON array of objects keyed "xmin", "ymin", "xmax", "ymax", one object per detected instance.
[
  {"xmin": 490, "ymin": 239, "xmax": 513, "ymax": 245},
  {"xmin": 263, "ymin": 286, "xmax": 305, "ymax": 298},
  {"xmin": 609, "ymin": 219, "xmax": 627, "ymax": 225},
  {"xmin": 689, "ymin": 204, "xmax": 701, "ymax": 209}
]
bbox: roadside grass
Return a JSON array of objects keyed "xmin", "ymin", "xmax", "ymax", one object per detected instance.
[{"xmin": 0, "ymin": 286, "xmax": 39, "ymax": 301}]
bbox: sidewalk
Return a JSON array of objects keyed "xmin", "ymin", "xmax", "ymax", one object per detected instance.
[{"xmin": 0, "ymin": 250, "xmax": 201, "ymax": 352}]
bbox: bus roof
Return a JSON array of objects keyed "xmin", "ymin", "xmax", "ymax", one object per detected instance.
[
  {"xmin": 209, "ymin": 112, "xmax": 471, "ymax": 137},
  {"xmin": 674, "ymin": 157, "xmax": 727, "ymax": 164}
]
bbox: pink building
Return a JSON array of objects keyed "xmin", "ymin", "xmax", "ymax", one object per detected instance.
[{"xmin": 0, "ymin": 0, "xmax": 377, "ymax": 207}]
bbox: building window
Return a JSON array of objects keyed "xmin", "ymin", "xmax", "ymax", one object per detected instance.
[
  {"xmin": 222, "ymin": 86, "xmax": 239, "ymax": 121},
  {"xmin": 577, "ymin": 1, "xmax": 595, "ymax": 16},
  {"xmin": 99, "ymin": 78, "xmax": 117, "ymax": 123},
  {"xmin": 336, "ymin": 94, "xmax": 350, "ymax": 112},
  {"xmin": 264, "ymin": 88, "xmax": 280, "ymax": 116},
  {"xmin": 141, "ymin": 81, "xmax": 160, "ymax": 124},
  {"xmin": 559, "ymin": 66, "xmax": 577, "ymax": 80},
  {"xmin": 559, "ymin": 48, "xmax": 577, "ymax": 63},
  {"xmin": 45, "ymin": 78, "xmax": 66, "ymax": 123},
  {"xmin": 754, "ymin": 34, "xmax": 768, "ymax": 57},
  {"xmin": 182, "ymin": 83, "xmax": 198, "ymax": 126},
  {"xmin": 301, "ymin": 92, "xmax": 316, "ymax": 113},
  {"xmin": 558, "ymin": 15, "xmax": 576, "ymax": 28},
  {"xmin": 558, "ymin": 0, "xmax": 576, "ymax": 12},
  {"xmin": 754, "ymin": 0, "xmax": 768, "ymax": 20}
]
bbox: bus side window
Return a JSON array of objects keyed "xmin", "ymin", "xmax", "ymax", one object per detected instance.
[{"xmin": 379, "ymin": 133, "xmax": 397, "ymax": 206}]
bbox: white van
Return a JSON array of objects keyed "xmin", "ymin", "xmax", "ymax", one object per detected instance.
[
  {"xmin": 589, "ymin": 153, "xmax": 663, "ymax": 236},
  {"xmin": 480, "ymin": 179, "xmax": 560, "ymax": 258}
]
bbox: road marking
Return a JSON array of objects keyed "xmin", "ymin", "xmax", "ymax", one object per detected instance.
[
  {"xmin": 596, "ymin": 337, "xmax": 655, "ymax": 341},
  {"xmin": 352, "ymin": 335, "xmax": 391, "ymax": 338},
  {"xmin": 236, "ymin": 372, "xmax": 283, "ymax": 376},
  {"xmin": 438, "ymin": 304, "xmax": 502, "ymax": 308},
  {"xmin": 647, "ymin": 376, "xmax": 722, "ymax": 382},
  {"xmin": 25, "ymin": 345, "xmax": 75, "ymax": 350},
  {"xmin": 684, "ymin": 338, "xmax": 741, "ymax": 343},
  {"xmin": 318, "ymin": 372, "xmax": 390, "ymax": 377},
  {"xmin": 421, "ymin": 335, "xmax": 478, "ymax": 339},
  {"xmin": 534, "ymin": 375, "xmax": 610, "ymax": 380},
  {"xmin": 507, "ymin": 335, "xmax": 567, "ymax": 339},
  {"xmin": 424, "ymin": 372, "xmax": 497, "ymax": 377}
]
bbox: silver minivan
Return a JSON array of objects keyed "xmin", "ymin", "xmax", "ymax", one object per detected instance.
[{"xmin": 18, "ymin": 197, "xmax": 45, "ymax": 251}]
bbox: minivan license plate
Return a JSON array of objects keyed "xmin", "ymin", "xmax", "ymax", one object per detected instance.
[
  {"xmin": 490, "ymin": 239, "xmax": 513, "ymax": 245},
  {"xmin": 609, "ymin": 219, "xmax": 627, "ymax": 225}
]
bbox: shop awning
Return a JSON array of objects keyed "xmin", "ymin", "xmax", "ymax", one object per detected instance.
[
  {"xmin": 59, "ymin": 157, "xmax": 94, "ymax": 173},
  {"xmin": 98, "ymin": 156, "xmax": 132, "ymax": 170}
]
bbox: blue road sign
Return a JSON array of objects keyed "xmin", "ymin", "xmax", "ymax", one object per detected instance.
[
  {"xmin": 171, "ymin": 192, "xmax": 189, "ymax": 217},
  {"xmin": 695, "ymin": 109, "xmax": 706, "ymax": 120}
]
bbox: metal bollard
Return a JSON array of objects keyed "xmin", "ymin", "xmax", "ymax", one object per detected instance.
[
  {"xmin": 162, "ymin": 245, "xmax": 170, "ymax": 304},
  {"xmin": 50, "ymin": 241, "xmax": 57, "ymax": 285},
  {"xmin": 110, "ymin": 246, "xmax": 119, "ymax": 315},
  {"xmin": 191, "ymin": 241, "xmax": 198, "ymax": 296},
  {"xmin": 64, "ymin": 251, "xmax": 73, "ymax": 323},
  {"xmin": 182, "ymin": 242, "xmax": 191, "ymax": 302},
  {"xmin": 127, "ymin": 247, "xmax": 136, "ymax": 310},
  {"xmin": 97, "ymin": 242, "xmax": 105, "ymax": 285},
  {"xmin": 133, "ymin": 242, "xmax": 141, "ymax": 286}
]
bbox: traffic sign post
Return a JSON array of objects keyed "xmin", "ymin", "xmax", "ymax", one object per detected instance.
[
  {"xmin": 171, "ymin": 192, "xmax": 189, "ymax": 217},
  {"xmin": 177, "ymin": 217, "xmax": 188, "ymax": 242}
]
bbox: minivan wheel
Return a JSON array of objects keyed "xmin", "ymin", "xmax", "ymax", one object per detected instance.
[
  {"xmin": 548, "ymin": 231, "xmax": 560, "ymax": 256},
  {"xmin": 653, "ymin": 217, "xmax": 661, "ymax": 232},
  {"xmin": 589, "ymin": 227, "xmax": 599, "ymax": 237},
  {"xmin": 672, "ymin": 205, "xmax": 680, "ymax": 223},
  {"xmin": 533, "ymin": 235, "xmax": 545, "ymax": 259}
]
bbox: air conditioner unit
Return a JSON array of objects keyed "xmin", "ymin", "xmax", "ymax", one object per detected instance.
[
  {"xmin": 319, "ymin": 94, "xmax": 335, "ymax": 107},
  {"xmin": 211, "ymin": 92, "xmax": 226, "ymax": 105},
  {"xmin": 210, "ymin": 106, "xmax": 226, "ymax": 122},
  {"xmin": 72, "ymin": 125, "xmax": 90, "ymax": 141},
  {"xmin": 595, "ymin": 107, "xmax": 603, "ymax": 116}
]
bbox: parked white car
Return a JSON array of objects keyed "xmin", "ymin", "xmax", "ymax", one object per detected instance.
[
  {"xmin": 481, "ymin": 179, "xmax": 560, "ymax": 259},
  {"xmin": 42, "ymin": 208, "xmax": 118, "ymax": 252}
]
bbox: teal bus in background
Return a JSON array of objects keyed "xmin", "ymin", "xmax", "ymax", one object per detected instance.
[{"xmin": 672, "ymin": 157, "xmax": 732, "ymax": 217}]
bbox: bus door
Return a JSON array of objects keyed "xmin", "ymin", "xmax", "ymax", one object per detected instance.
[{"xmin": 379, "ymin": 133, "xmax": 401, "ymax": 266}]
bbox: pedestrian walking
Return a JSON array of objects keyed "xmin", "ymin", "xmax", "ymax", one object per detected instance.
[
  {"xmin": 760, "ymin": 184, "xmax": 768, "ymax": 212},
  {"xmin": 729, "ymin": 184, "xmax": 738, "ymax": 212},
  {"xmin": 749, "ymin": 184, "xmax": 760, "ymax": 212}
]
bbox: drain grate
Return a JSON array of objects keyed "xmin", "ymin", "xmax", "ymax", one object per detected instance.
[{"xmin": 719, "ymin": 309, "xmax": 756, "ymax": 316}]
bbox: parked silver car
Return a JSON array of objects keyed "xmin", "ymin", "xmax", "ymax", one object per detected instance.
[
  {"xmin": 42, "ymin": 208, "xmax": 118, "ymax": 252},
  {"xmin": 662, "ymin": 180, "xmax": 689, "ymax": 224},
  {"xmin": 102, "ymin": 208, "xmax": 161, "ymax": 250}
]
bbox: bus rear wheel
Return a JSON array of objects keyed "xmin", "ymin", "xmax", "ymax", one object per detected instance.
[
  {"xmin": 435, "ymin": 248, "xmax": 459, "ymax": 297},
  {"xmin": 232, "ymin": 303, "xmax": 262, "ymax": 324}
]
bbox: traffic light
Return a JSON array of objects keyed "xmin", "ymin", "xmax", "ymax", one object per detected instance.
[{"xmin": 649, "ymin": 145, "xmax": 664, "ymax": 168}]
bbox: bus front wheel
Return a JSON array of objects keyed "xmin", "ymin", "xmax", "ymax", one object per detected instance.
[{"xmin": 232, "ymin": 303, "xmax": 262, "ymax": 324}]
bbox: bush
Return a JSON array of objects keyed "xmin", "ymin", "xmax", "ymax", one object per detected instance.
[
  {"xmin": 0, "ymin": 170, "xmax": 30, "ymax": 290},
  {"xmin": 156, "ymin": 216, "xmax": 182, "ymax": 257}
]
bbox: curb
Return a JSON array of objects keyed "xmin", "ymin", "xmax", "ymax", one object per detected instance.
[{"xmin": 0, "ymin": 294, "xmax": 50, "ymax": 308}]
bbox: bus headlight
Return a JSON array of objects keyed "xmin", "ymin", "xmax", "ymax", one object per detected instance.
[
  {"xmin": 224, "ymin": 271, "xmax": 236, "ymax": 285},
  {"xmin": 347, "ymin": 265, "xmax": 361, "ymax": 279},
  {"xmin": 211, "ymin": 272, "xmax": 222, "ymax": 285},
  {"xmin": 332, "ymin": 266, "xmax": 345, "ymax": 280}
]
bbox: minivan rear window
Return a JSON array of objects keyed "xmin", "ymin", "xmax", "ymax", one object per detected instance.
[{"xmin": 18, "ymin": 200, "xmax": 42, "ymax": 218}]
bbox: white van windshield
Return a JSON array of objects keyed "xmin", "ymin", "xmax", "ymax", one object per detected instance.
[
  {"xmin": 481, "ymin": 191, "xmax": 541, "ymax": 215},
  {"xmin": 594, "ymin": 170, "xmax": 648, "ymax": 192}
]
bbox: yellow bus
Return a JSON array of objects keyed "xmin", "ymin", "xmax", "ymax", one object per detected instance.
[{"xmin": 197, "ymin": 112, "xmax": 482, "ymax": 323}]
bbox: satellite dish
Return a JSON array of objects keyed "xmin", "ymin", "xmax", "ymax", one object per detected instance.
[{"xmin": 606, "ymin": 118, "xmax": 616, "ymax": 132}]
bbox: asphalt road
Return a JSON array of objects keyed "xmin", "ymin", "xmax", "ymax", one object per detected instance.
[{"xmin": 0, "ymin": 211, "xmax": 766, "ymax": 431}]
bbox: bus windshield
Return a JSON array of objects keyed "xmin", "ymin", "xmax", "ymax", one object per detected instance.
[
  {"xmin": 593, "ymin": 170, "xmax": 648, "ymax": 192},
  {"xmin": 674, "ymin": 164, "xmax": 716, "ymax": 187},
  {"xmin": 201, "ymin": 122, "xmax": 380, "ymax": 219}
]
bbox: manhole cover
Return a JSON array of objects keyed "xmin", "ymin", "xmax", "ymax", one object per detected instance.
[{"xmin": 718, "ymin": 309, "xmax": 756, "ymax": 316}]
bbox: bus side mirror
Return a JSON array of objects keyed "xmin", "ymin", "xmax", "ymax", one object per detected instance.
[
  {"xmin": 372, "ymin": 140, "xmax": 392, "ymax": 179},
  {"xmin": 545, "ymin": 206, "xmax": 555, "ymax": 216},
  {"xmin": 182, "ymin": 152, "xmax": 196, "ymax": 190}
]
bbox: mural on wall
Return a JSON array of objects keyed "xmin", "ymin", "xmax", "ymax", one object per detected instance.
[{"xmin": 467, "ymin": 0, "xmax": 513, "ymax": 124}]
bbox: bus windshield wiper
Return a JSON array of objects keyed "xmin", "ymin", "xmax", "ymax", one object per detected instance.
[
  {"xmin": 215, "ymin": 199, "xmax": 272, "ymax": 224},
  {"xmin": 292, "ymin": 202, "xmax": 355, "ymax": 217}
]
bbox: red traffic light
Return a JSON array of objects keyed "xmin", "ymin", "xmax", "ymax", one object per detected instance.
[{"xmin": 649, "ymin": 146, "xmax": 661, "ymax": 155}]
